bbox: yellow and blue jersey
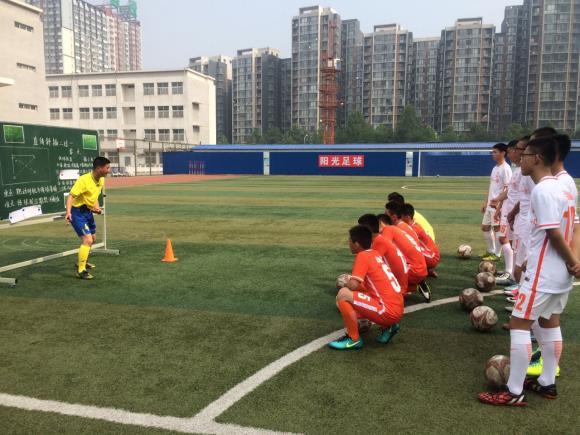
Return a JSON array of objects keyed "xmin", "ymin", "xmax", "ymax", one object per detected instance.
[{"xmin": 69, "ymin": 172, "xmax": 104, "ymax": 209}]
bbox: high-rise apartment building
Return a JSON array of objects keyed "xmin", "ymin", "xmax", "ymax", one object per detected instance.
[
  {"xmin": 280, "ymin": 57, "xmax": 292, "ymax": 133},
  {"xmin": 232, "ymin": 48, "xmax": 281, "ymax": 143},
  {"xmin": 339, "ymin": 19, "xmax": 364, "ymax": 126},
  {"xmin": 25, "ymin": 0, "xmax": 142, "ymax": 74},
  {"xmin": 362, "ymin": 24, "xmax": 413, "ymax": 129},
  {"xmin": 291, "ymin": 6, "xmax": 341, "ymax": 132},
  {"xmin": 436, "ymin": 18, "xmax": 495, "ymax": 133},
  {"xmin": 189, "ymin": 55, "xmax": 232, "ymax": 142},
  {"xmin": 410, "ymin": 37, "xmax": 440, "ymax": 129}
]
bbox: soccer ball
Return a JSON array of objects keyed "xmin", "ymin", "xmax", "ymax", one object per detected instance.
[
  {"xmin": 336, "ymin": 273, "xmax": 350, "ymax": 289},
  {"xmin": 459, "ymin": 288, "xmax": 484, "ymax": 311},
  {"xmin": 484, "ymin": 355, "xmax": 510, "ymax": 387},
  {"xmin": 470, "ymin": 306, "xmax": 498, "ymax": 332},
  {"xmin": 475, "ymin": 272, "xmax": 495, "ymax": 292},
  {"xmin": 457, "ymin": 245, "xmax": 472, "ymax": 259},
  {"xmin": 479, "ymin": 261, "xmax": 497, "ymax": 274},
  {"xmin": 358, "ymin": 318, "xmax": 373, "ymax": 333}
]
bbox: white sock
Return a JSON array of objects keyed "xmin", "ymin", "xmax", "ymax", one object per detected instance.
[
  {"xmin": 507, "ymin": 329, "xmax": 532, "ymax": 395},
  {"xmin": 484, "ymin": 231, "xmax": 495, "ymax": 254},
  {"xmin": 494, "ymin": 233, "xmax": 503, "ymax": 256},
  {"xmin": 536, "ymin": 327, "xmax": 563, "ymax": 386},
  {"xmin": 502, "ymin": 243, "xmax": 514, "ymax": 276}
]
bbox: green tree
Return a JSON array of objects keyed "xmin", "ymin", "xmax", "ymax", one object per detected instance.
[
  {"xmin": 373, "ymin": 124, "xmax": 395, "ymax": 143},
  {"xmin": 262, "ymin": 128, "xmax": 283, "ymax": 144},
  {"xmin": 248, "ymin": 129, "xmax": 263, "ymax": 144},
  {"xmin": 394, "ymin": 106, "xmax": 437, "ymax": 143},
  {"xmin": 465, "ymin": 123, "xmax": 491, "ymax": 142},
  {"xmin": 439, "ymin": 126, "xmax": 460, "ymax": 142},
  {"xmin": 217, "ymin": 134, "xmax": 230, "ymax": 144},
  {"xmin": 341, "ymin": 112, "xmax": 374, "ymax": 143}
]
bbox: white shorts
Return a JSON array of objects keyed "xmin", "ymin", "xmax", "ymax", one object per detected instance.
[
  {"xmin": 482, "ymin": 206, "xmax": 500, "ymax": 227},
  {"xmin": 515, "ymin": 237, "xmax": 528, "ymax": 268},
  {"xmin": 499, "ymin": 213, "xmax": 511, "ymax": 239},
  {"xmin": 512, "ymin": 289, "xmax": 570, "ymax": 321}
]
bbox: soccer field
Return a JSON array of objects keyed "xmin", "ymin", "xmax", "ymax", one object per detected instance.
[{"xmin": 0, "ymin": 176, "xmax": 579, "ymax": 434}]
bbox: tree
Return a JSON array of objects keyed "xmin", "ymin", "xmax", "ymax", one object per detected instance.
[
  {"xmin": 505, "ymin": 123, "xmax": 533, "ymax": 141},
  {"xmin": 340, "ymin": 112, "xmax": 374, "ymax": 143},
  {"xmin": 217, "ymin": 134, "xmax": 230, "ymax": 144},
  {"xmin": 373, "ymin": 124, "xmax": 394, "ymax": 143},
  {"xmin": 439, "ymin": 126, "xmax": 460, "ymax": 142},
  {"xmin": 248, "ymin": 129, "xmax": 263, "ymax": 144},
  {"xmin": 465, "ymin": 123, "xmax": 491, "ymax": 142},
  {"xmin": 394, "ymin": 106, "xmax": 437, "ymax": 143},
  {"xmin": 262, "ymin": 128, "xmax": 283, "ymax": 144}
]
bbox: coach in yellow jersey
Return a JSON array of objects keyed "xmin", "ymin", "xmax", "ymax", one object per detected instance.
[{"xmin": 65, "ymin": 157, "xmax": 111, "ymax": 279}]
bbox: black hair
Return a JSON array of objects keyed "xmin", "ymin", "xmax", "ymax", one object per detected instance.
[
  {"xmin": 492, "ymin": 143, "xmax": 508, "ymax": 154},
  {"xmin": 532, "ymin": 127, "xmax": 557, "ymax": 139},
  {"xmin": 507, "ymin": 140, "xmax": 519, "ymax": 148},
  {"xmin": 387, "ymin": 192, "xmax": 405, "ymax": 204},
  {"xmin": 349, "ymin": 225, "xmax": 372, "ymax": 250},
  {"xmin": 554, "ymin": 133, "xmax": 571, "ymax": 161},
  {"xmin": 93, "ymin": 156, "xmax": 111, "ymax": 169},
  {"xmin": 385, "ymin": 201, "xmax": 404, "ymax": 218},
  {"xmin": 402, "ymin": 203, "xmax": 415, "ymax": 218},
  {"xmin": 358, "ymin": 214, "xmax": 380, "ymax": 234},
  {"xmin": 377, "ymin": 213, "xmax": 392, "ymax": 225},
  {"xmin": 526, "ymin": 137, "xmax": 558, "ymax": 166}
]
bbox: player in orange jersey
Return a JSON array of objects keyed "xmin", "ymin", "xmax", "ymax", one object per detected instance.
[
  {"xmin": 329, "ymin": 225, "xmax": 404, "ymax": 350},
  {"xmin": 377, "ymin": 214, "xmax": 430, "ymax": 301},
  {"xmin": 358, "ymin": 213, "xmax": 409, "ymax": 296},
  {"xmin": 402, "ymin": 203, "xmax": 440, "ymax": 277}
]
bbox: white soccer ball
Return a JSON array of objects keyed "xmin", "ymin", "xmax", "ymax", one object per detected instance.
[
  {"xmin": 458, "ymin": 244, "xmax": 472, "ymax": 258},
  {"xmin": 475, "ymin": 272, "xmax": 495, "ymax": 292},
  {"xmin": 336, "ymin": 273, "xmax": 350, "ymax": 289}
]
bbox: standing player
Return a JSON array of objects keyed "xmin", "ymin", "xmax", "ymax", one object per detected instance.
[
  {"xmin": 479, "ymin": 136, "xmax": 580, "ymax": 406},
  {"xmin": 65, "ymin": 157, "xmax": 111, "ymax": 279},
  {"xmin": 329, "ymin": 225, "xmax": 404, "ymax": 350},
  {"xmin": 481, "ymin": 143, "xmax": 512, "ymax": 262}
]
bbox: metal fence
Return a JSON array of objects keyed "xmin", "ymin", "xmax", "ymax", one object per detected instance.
[{"xmin": 99, "ymin": 137, "xmax": 193, "ymax": 176}]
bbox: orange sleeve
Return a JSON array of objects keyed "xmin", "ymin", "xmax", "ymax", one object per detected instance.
[
  {"xmin": 351, "ymin": 252, "xmax": 369, "ymax": 282},
  {"xmin": 413, "ymin": 223, "xmax": 429, "ymax": 245}
]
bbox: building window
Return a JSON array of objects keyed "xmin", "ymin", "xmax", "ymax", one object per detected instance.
[
  {"xmin": 144, "ymin": 129, "xmax": 156, "ymax": 140},
  {"xmin": 79, "ymin": 85, "xmax": 89, "ymax": 97},
  {"xmin": 158, "ymin": 129, "xmax": 170, "ymax": 141},
  {"xmin": 143, "ymin": 83, "xmax": 154, "ymax": 95},
  {"xmin": 106, "ymin": 151, "xmax": 119, "ymax": 164},
  {"xmin": 92, "ymin": 85, "xmax": 103, "ymax": 97},
  {"xmin": 157, "ymin": 82, "xmax": 169, "ymax": 95},
  {"xmin": 106, "ymin": 129, "xmax": 118, "ymax": 139},
  {"xmin": 62, "ymin": 108, "xmax": 73, "ymax": 119},
  {"xmin": 106, "ymin": 107, "xmax": 117, "ymax": 119},
  {"xmin": 17, "ymin": 62, "xmax": 36, "ymax": 72},
  {"xmin": 105, "ymin": 84, "xmax": 116, "ymax": 96},
  {"xmin": 144, "ymin": 106, "xmax": 155, "ymax": 118},
  {"xmin": 19, "ymin": 103, "xmax": 38, "ymax": 111},
  {"xmin": 49, "ymin": 86, "xmax": 59, "ymax": 98},
  {"xmin": 49, "ymin": 108, "xmax": 60, "ymax": 120},
  {"xmin": 93, "ymin": 107, "xmax": 104, "ymax": 119},
  {"xmin": 172, "ymin": 81, "xmax": 183, "ymax": 94},
  {"xmin": 158, "ymin": 106, "xmax": 169, "ymax": 118},
  {"xmin": 172, "ymin": 105, "xmax": 184, "ymax": 118},
  {"xmin": 80, "ymin": 107, "xmax": 90, "ymax": 119},
  {"xmin": 61, "ymin": 86, "xmax": 72, "ymax": 98},
  {"xmin": 145, "ymin": 151, "xmax": 157, "ymax": 165},
  {"xmin": 14, "ymin": 21, "xmax": 34, "ymax": 32},
  {"xmin": 98, "ymin": 129, "xmax": 105, "ymax": 140},
  {"xmin": 173, "ymin": 129, "xmax": 185, "ymax": 142}
]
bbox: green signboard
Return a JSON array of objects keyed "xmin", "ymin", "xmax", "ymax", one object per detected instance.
[
  {"xmin": 128, "ymin": 0, "xmax": 137, "ymax": 18},
  {"xmin": 0, "ymin": 122, "xmax": 100, "ymax": 221},
  {"xmin": 110, "ymin": 0, "xmax": 120, "ymax": 8}
]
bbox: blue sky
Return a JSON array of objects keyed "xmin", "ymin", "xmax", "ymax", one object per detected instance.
[{"xmin": 138, "ymin": 0, "xmax": 520, "ymax": 69}]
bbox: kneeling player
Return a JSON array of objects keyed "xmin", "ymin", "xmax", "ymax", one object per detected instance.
[
  {"xmin": 402, "ymin": 203, "xmax": 440, "ymax": 276},
  {"xmin": 328, "ymin": 225, "xmax": 404, "ymax": 350}
]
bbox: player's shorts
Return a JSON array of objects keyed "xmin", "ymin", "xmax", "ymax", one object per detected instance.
[
  {"xmin": 71, "ymin": 206, "xmax": 96, "ymax": 237},
  {"xmin": 498, "ymin": 213, "xmax": 511, "ymax": 239},
  {"xmin": 512, "ymin": 289, "xmax": 570, "ymax": 321},
  {"xmin": 515, "ymin": 237, "xmax": 528, "ymax": 268},
  {"xmin": 407, "ymin": 266, "xmax": 428, "ymax": 293},
  {"xmin": 482, "ymin": 206, "xmax": 500, "ymax": 227},
  {"xmin": 352, "ymin": 291, "xmax": 403, "ymax": 327}
]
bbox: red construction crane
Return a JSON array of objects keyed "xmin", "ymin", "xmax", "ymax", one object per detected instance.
[{"xmin": 319, "ymin": 19, "xmax": 340, "ymax": 145}]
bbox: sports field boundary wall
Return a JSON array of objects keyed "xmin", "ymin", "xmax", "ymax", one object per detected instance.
[{"xmin": 162, "ymin": 142, "xmax": 580, "ymax": 177}]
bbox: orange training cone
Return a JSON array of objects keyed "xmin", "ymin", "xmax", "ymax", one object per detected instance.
[{"xmin": 161, "ymin": 239, "xmax": 178, "ymax": 262}]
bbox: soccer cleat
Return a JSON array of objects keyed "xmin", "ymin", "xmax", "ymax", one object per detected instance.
[
  {"xmin": 506, "ymin": 296, "xmax": 516, "ymax": 304},
  {"xmin": 76, "ymin": 270, "xmax": 93, "ymax": 280},
  {"xmin": 418, "ymin": 280, "xmax": 432, "ymax": 302},
  {"xmin": 478, "ymin": 390, "xmax": 527, "ymax": 407},
  {"xmin": 503, "ymin": 286, "xmax": 519, "ymax": 296},
  {"xmin": 523, "ymin": 377, "xmax": 558, "ymax": 399},
  {"xmin": 480, "ymin": 251, "xmax": 494, "ymax": 259},
  {"xmin": 505, "ymin": 305, "xmax": 513, "ymax": 313},
  {"xmin": 482, "ymin": 254, "xmax": 500, "ymax": 262},
  {"xmin": 531, "ymin": 348, "xmax": 541, "ymax": 363},
  {"xmin": 526, "ymin": 357, "xmax": 560, "ymax": 377},
  {"xmin": 496, "ymin": 273, "xmax": 516, "ymax": 287},
  {"xmin": 376, "ymin": 323, "xmax": 400, "ymax": 344},
  {"xmin": 328, "ymin": 335, "xmax": 363, "ymax": 350}
]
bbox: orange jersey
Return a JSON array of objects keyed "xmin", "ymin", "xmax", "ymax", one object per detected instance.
[
  {"xmin": 397, "ymin": 221, "xmax": 420, "ymax": 243},
  {"xmin": 351, "ymin": 249, "xmax": 404, "ymax": 312},
  {"xmin": 381, "ymin": 225, "xmax": 427, "ymax": 277},
  {"xmin": 371, "ymin": 234, "xmax": 408, "ymax": 291},
  {"xmin": 411, "ymin": 221, "xmax": 440, "ymax": 257}
]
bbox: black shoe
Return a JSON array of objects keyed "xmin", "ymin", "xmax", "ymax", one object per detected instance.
[
  {"xmin": 523, "ymin": 377, "xmax": 557, "ymax": 399},
  {"xmin": 76, "ymin": 270, "xmax": 94, "ymax": 280}
]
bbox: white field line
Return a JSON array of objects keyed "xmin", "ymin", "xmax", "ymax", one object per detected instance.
[{"xmin": 0, "ymin": 290, "xmax": 503, "ymax": 434}]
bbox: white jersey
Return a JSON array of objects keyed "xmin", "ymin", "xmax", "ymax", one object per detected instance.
[
  {"xmin": 521, "ymin": 176, "xmax": 575, "ymax": 295},
  {"xmin": 556, "ymin": 170, "xmax": 579, "ymax": 224},
  {"xmin": 515, "ymin": 175, "xmax": 535, "ymax": 236},
  {"xmin": 504, "ymin": 166, "xmax": 521, "ymax": 216},
  {"xmin": 488, "ymin": 161, "xmax": 512, "ymax": 203}
]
